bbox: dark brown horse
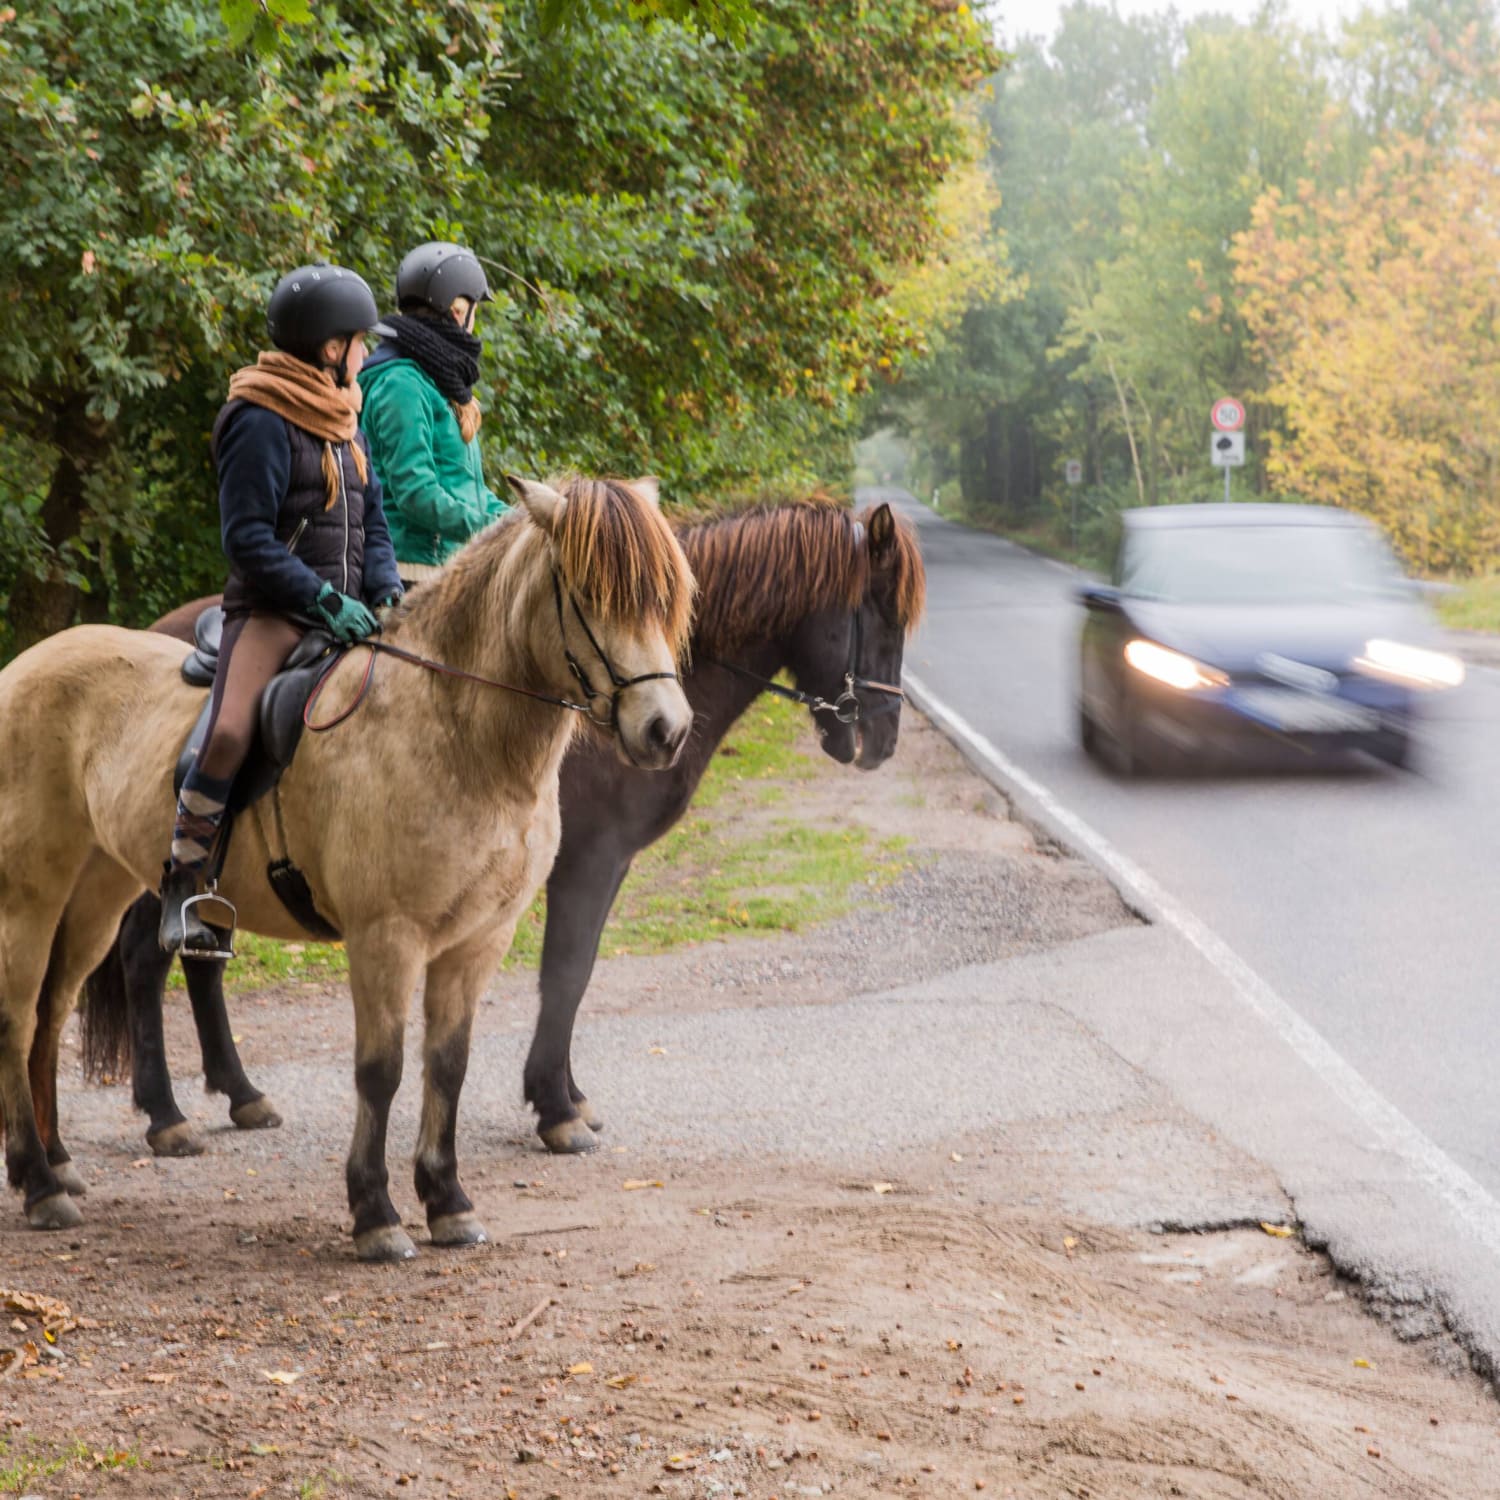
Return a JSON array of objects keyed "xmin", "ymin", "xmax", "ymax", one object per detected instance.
[{"xmin": 76, "ymin": 500, "xmax": 926, "ymax": 1155}]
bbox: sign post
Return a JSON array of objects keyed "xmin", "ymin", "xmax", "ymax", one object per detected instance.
[
  {"xmin": 1210, "ymin": 398, "xmax": 1245, "ymax": 502},
  {"xmin": 1064, "ymin": 459, "xmax": 1083, "ymax": 553}
]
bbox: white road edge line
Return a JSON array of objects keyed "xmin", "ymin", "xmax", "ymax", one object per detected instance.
[{"xmin": 904, "ymin": 670, "xmax": 1500, "ymax": 1257}]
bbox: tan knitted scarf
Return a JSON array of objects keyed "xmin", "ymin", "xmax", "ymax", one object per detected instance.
[{"xmin": 227, "ymin": 350, "xmax": 368, "ymax": 509}]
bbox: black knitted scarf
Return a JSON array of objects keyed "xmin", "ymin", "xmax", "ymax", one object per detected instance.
[{"xmin": 378, "ymin": 314, "xmax": 482, "ymax": 405}]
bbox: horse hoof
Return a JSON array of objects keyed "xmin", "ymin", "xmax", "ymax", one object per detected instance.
[
  {"xmin": 429, "ymin": 1212, "xmax": 490, "ymax": 1247},
  {"xmin": 231, "ymin": 1096, "xmax": 283, "ymax": 1131},
  {"xmin": 148, "ymin": 1121, "xmax": 207, "ymax": 1158},
  {"xmin": 575, "ymin": 1097, "xmax": 605, "ymax": 1133},
  {"xmin": 27, "ymin": 1192, "xmax": 83, "ymax": 1231},
  {"xmin": 53, "ymin": 1160, "xmax": 88, "ymax": 1197},
  {"xmin": 540, "ymin": 1117, "xmax": 599, "ymax": 1155},
  {"xmin": 354, "ymin": 1225, "xmax": 418, "ymax": 1263}
]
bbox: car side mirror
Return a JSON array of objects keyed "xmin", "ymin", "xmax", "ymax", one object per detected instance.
[{"xmin": 1076, "ymin": 584, "xmax": 1122, "ymax": 611}]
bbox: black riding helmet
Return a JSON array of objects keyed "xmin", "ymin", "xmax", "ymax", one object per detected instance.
[
  {"xmin": 395, "ymin": 242, "xmax": 493, "ymax": 315},
  {"xmin": 266, "ymin": 263, "xmax": 380, "ymax": 385}
]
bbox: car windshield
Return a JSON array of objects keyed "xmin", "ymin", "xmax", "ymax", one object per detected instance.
[{"xmin": 1116, "ymin": 523, "xmax": 1408, "ymax": 605}]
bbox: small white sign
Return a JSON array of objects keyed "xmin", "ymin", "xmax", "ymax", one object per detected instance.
[
  {"xmin": 1064, "ymin": 459, "xmax": 1083, "ymax": 486},
  {"xmin": 1211, "ymin": 398, "xmax": 1245, "ymax": 432},
  {"xmin": 1211, "ymin": 432, "xmax": 1245, "ymax": 467}
]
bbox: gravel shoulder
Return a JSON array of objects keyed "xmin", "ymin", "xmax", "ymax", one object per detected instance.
[{"xmin": 5, "ymin": 713, "xmax": 1498, "ymax": 1497}]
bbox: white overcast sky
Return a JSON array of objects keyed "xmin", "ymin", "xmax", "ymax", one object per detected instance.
[{"xmin": 993, "ymin": 0, "xmax": 1378, "ymax": 48}]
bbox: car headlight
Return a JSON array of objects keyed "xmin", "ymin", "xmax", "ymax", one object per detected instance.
[
  {"xmin": 1355, "ymin": 639, "xmax": 1465, "ymax": 689},
  {"xmin": 1124, "ymin": 639, "xmax": 1228, "ymax": 691}
]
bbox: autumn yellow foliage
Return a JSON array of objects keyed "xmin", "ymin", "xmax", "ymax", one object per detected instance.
[{"xmin": 1235, "ymin": 103, "xmax": 1500, "ymax": 573}]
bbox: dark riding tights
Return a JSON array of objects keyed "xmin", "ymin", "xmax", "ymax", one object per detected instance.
[{"xmin": 170, "ymin": 612, "xmax": 305, "ymax": 872}]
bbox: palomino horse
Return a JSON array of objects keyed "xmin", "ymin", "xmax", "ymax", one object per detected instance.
[
  {"xmin": 76, "ymin": 501, "xmax": 925, "ymax": 1154},
  {"xmin": 0, "ymin": 476, "xmax": 694, "ymax": 1259}
]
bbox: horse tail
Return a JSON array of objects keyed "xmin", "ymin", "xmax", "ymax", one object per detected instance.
[{"xmin": 80, "ymin": 908, "xmax": 135, "ymax": 1084}]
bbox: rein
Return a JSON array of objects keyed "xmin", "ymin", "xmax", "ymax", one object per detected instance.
[{"xmin": 303, "ymin": 570, "xmax": 678, "ymax": 734}]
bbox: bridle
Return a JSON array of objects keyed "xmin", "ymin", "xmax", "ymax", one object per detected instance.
[
  {"xmin": 707, "ymin": 602, "xmax": 905, "ymax": 726},
  {"xmin": 304, "ymin": 569, "xmax": 680, "ymax": 738},
  {"xmin": 549, "ymin": 569, "xmax": 680, "ymax": 733}
]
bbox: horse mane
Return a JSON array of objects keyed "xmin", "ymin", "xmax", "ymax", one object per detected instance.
[
  {"xmin": 681, "ymin": 500, "xmax": 925, "ymax": 655},
  {"xmin": 398, "ymin": 475, "xmax": 693, "ymax": 658}
]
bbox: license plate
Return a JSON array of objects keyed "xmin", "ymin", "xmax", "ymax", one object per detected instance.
[{"xmin": 1232, "ymin": 685, "xmax": 1378, "ymax": 734}]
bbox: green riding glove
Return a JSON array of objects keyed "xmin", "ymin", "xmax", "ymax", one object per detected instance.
[{"xmin": 312, "ymin": 582, "xmax": 380, "ymax": 644}]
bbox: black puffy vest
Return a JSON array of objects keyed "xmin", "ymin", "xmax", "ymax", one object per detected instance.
[{"xmin": 216, "ymin": 399, "xmax": 373, "ymax": 615}]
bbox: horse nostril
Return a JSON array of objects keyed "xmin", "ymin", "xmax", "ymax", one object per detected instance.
[{"xmin": 646, "ymin": 714, "xmax": 684, "ymax": 756}]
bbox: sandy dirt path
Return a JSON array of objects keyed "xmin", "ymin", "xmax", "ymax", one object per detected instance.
[{"xmin": 4, "ymin": 715, "xmax": 1497, "ymax": 1497}]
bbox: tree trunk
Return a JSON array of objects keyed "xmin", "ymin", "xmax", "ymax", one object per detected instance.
[{"xmin": 8, "ymin": 404, "xmax": 98, "ymax": 653}]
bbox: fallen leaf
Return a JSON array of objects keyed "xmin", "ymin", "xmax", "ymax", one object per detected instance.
[
  {"xmin": 872, "ymin": 1182, "xmax": 894, "ymax": 1195},
  {"xmin": 604, "ymin": 1373, "xmax": 637, "ymax": 1389},
  {"xmin": 1259, "ymin": 1221, "xmax": 1294, "ymax": 1238},
  {"xmin": 262, "ymin": 1369, "xmax": 301, "ymax": 1385},
  {"xmin": 648, "ymin": 1047, "xmax": 668, "ymax": 1056},
  {"xmin": 623, "ymin": 1180, "xmax": 664, "ymax": 1191},
  {"xmin": 1063, "ymin": 1236, "xmax": 1078, "ymax": 1252},
  {"xmin": 1353, "ymin": 1358, "xmax": 1372, "ymax": 1369},
  {"xmin": 950, "ymin": 1153, "xmax": 964, "ymax": 1163},
  {"xmin": 568, "ymin": 1361, "xmax": 594, "ymax": 1375}
]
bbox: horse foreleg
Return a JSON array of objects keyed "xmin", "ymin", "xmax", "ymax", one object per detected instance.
[
  {"xmin": 345, "ymin": 934, "xmax": 424, "ymax": 1262},
  {"xmin": 111, "ymin": 893, "xmax": 202, "ymax": 1157},
  {"xmin": 525, "ymin": 849, "xmax": 630, "ymax": 1154},
  {"xmin": 416, "ymin": 935, "xmax": 507, "ymax": 1248},
  {"xmin": 184, "ymin": 945, "xmax": 282, "ymax": 1132}
]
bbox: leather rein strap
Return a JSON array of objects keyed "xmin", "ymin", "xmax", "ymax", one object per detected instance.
[{"xmin": 303, "ymin": 570, "xmax": 678, "ymax": 733}]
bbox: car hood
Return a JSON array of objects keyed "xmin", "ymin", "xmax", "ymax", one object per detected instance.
[{"xmin": 1123, "ymin": 599, "xmax": 1437, "ymax": 674}]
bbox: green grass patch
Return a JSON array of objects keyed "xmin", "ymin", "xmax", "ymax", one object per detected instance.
[
  {"xmin": 1436, "ymin": 576, "xmax": 1500, "ymax": 634},
  {"xmin": 0, "ymin": 1438, "xmax": 136, "ymax": 1494},
  {"xmin": 214, "ymin": 691, "xmax": 899, "ymax": 988}
]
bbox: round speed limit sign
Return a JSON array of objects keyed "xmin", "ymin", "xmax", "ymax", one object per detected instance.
[{"xmin": 1211, "ymin": 397, "xmax": 1245, "ymax": 432}]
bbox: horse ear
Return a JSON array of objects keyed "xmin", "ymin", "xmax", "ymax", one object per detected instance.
[
  {"xmin": 506, "ymin": 475, "xmax": 567, "ymax": 534},
  {"xmin": 867, "ymin": 502, "xmax": 897, "ymax": 560},
  {"xmin": 630, "ymin": 476, "xmax": 661, "ymax": 508}
]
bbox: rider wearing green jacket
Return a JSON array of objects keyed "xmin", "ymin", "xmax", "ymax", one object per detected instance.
[{"xmin": 360, "ymin": 243, "xmax": 508, "ymax": 583}]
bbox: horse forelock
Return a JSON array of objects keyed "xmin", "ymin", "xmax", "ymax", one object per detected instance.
[
  {"xmin": 859, "ymin": 504, "xmax": 926, "ymax": 633},
  {"xmin": 553, "ymin": 476, "xmax": 694, "ymax": 656},
  {"xmin": 681, "ymin": 501, "xmax": 871, "ymax": 655}
]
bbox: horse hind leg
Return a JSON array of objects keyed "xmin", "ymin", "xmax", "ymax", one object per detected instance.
[
  {"xmin": 25, "ymin": 853, "xmax": 146, "ymax": 1216},
  {"xmin": 417, "ymin": 938, "xmax": 509, "ymax": 1248}
]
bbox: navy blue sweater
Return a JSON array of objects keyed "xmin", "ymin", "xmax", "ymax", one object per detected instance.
[{"xmin": 216, "ymin": 403, "xmax": 402, "ymax": 613}]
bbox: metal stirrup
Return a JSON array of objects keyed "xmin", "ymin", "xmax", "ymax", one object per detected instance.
[{"xmin": 180, "ymin": 883, "xmax": 238, "ymax": 963}]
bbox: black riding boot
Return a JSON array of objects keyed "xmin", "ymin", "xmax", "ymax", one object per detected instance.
[{"xmin": 158, "ymin": 862, "xmax": 220, "ymax": 956}]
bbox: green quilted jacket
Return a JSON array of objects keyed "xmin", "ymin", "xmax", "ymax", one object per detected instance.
[{"xmin": 357, "ymin": 352, "xmax": 507, "ymax": 568}]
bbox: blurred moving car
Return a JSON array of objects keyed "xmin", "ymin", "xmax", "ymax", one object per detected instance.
[{"xmin": 1077, "ymin": 504, "xmax": 1464, "ymax": 773}]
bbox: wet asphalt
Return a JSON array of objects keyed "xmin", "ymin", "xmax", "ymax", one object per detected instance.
[{"xmin": 874, "ymin": 485, "xmax": 1500, "ymax": 1380}]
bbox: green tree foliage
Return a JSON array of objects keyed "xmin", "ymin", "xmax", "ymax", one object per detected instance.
[
  {"xmin": 0, "ymin": 0, "xmax": 503, "ymax": 646},
  {"xmin": 883, "ymin": 0, "xmax": 1500, "ymax": 570},
  {"xmin": 0, "ymin": 0, "xmax": 991, "ymax": 654}
]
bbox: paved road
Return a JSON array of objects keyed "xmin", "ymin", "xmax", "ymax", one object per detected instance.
[{"xmin": 870, "ymin": 486, "xmax": 1500, "ymax": 1362}]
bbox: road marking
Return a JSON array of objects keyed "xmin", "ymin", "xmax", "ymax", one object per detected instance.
[{"xmin": 904, "ymin": 671, "xmax": 1500, "ymax": 1256}]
